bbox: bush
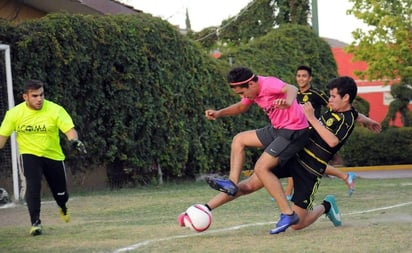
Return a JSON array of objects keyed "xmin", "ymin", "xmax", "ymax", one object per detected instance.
[
  {"xmin": 0, "ymin": 13, "xmax": 246, "ymax": 186},
  {"xmin": 340, "ymin": 127, "xmax": 412, "ymax": 166}
]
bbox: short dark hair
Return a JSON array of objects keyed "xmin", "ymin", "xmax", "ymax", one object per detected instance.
[
  {"xmin": 23, "ymin": 79, "xmax": 44, "ymax": 94},
  {"xmin": 296, "ymin": 65, "xmax": 312, "ymax": 76},
  {"xmin": 326, "ymin": 76, "xmax": 358, "ymax": 103},
  {"xmin": 227, "ymin": 67, "xmax": 258, "ymax": 88}
]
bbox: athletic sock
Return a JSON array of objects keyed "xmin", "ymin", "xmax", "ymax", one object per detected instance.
[
  {"xmin": 204, "ymin": 204, "xmax": 212, "ymax": 212},
  {"xmin": 322, "ymin": 200, "xmax": 331, "ymax": 214}
]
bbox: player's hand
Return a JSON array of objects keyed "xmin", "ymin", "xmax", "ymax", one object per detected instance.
[
  {"xmin": 366, "ymin": 120, "xmax": 382, "ymax": 133},
  {"xmin": 302, "ymin": 102, "xmax": 316, "ymax": 119},
  {"xmin": 70, "ymin": 140, "xmax": 87, "ymax": 154},
  {"xmin": 273, "ymin": 99, "xmax": 289, "ymax": 109},
  {"xmin": 205, "ymin": 109, "xmax": 218, "ymax": 120}
]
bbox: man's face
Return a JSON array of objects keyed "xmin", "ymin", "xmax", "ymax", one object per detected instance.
[
  {"xmin": 23, "ymin": 87, "xmax": 44, "ymax": 110},
  {"xmin": 231, "ymin": 81, "xmax": 259, "ymax": 99},
  {"xmin": 328, "ymin": 88, "xmax": 349, "ymax": 112},
  {"xmin": 296, "ymin": 70, "xmax": 312, "ymax": 90}
]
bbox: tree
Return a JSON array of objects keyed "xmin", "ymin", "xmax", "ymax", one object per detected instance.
[
  {"xmin": 346, "ymin": 0, "xmax": 412, "ymax": 127},
  {"xmin": 185, "ymin": 8, "xmax": 191, "ymax": 32},
  {"xmin": 194, "ymin": 0, "xmax": 311, "ymax": 49},
  {"xmin": 346, "ymin": 0, "xmax": 411, "ymax": 81},
  {"xmin": 275, "ymin": 0, "xmax": 310, "ymax": 25},
  {"xmin": 381, "ymin": 83, "xmax": 412, "ymax": 128}
]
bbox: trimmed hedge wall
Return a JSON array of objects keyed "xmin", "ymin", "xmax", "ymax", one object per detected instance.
[
  {"xmin": 340, "ymin": 127, "xmax": 412, "ymax": 166},
  {"xmin": 0, "ymin": 13, "xmax": 253, "ymax": 186},
  {"xmin": 1, "ymin": 13, "xmax": 409, "ymax": 188}
]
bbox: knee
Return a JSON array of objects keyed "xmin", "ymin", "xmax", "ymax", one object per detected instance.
[
  {"xmin": 231, "ymin": 133, "xmax": 245, "ymax": 148},
  {"xmin": 254, "ymin": 165, "xmax": 263, "ymax": 174},
  {"xmin": 253, "ymin": 163, "xmax": 267, "ymax": 176}
]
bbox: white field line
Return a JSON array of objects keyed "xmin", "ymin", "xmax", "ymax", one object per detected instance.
[
  {"xmin": 113, "ymin": 200, "xmax": 412, "ymax": 253},
  {"xmin": 344, "ymin": 201, "xmax": 412, "ymax": 216}
]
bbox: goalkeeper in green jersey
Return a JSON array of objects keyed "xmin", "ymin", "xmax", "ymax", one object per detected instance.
[{"xmin": 0, "ymin": 79, "xmax": 86, "ymax": 236}]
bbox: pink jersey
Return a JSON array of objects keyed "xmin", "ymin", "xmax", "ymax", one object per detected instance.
[{"xmin": 241, "ymin": 76, "xmax": 308, "ymax": 130}]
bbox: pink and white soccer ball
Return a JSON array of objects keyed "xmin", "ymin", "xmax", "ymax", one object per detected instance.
[{"xmin": 183, "ymin": 204, "xmax": 212, "ymax": 232}]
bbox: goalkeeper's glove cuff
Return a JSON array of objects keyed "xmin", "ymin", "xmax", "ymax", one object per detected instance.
[{"xmin": 70, "ymin": 139, "xmax": 87, "ymax": 154}]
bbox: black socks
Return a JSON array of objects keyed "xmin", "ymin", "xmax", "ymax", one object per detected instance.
[{"xmin": 322, "ymin": 200, "xmax": 331, "ymax": 214}]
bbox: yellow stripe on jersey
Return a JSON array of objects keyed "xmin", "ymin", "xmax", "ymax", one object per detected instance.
[
  {"xmin": 303, "ymin": 147, "xmax": 328, "ymax": 166},
  {"xmin": 331, "ymin": 112, "xmax": 341, "ymax": 121}
]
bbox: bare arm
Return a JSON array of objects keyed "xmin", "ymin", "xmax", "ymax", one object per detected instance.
[
  {"xmin": 64, "ymin": 128, "xmax": 79, "ymax": 141},
  {"xmin": 0, "ymin": 135, "xmax": 9, "ymax": 149},
  {"xmin": 356, "ymin": 113, "xmax": 382, "ymax": 133},
  {"xmin": 274, "ymin": 84, "xmax": 298, "ymax": 109},
  {"xmin": 303, "ymin": 102, "xmax": 340, "ymax": 147},
  {"xmin": 283, "ymin": 84, "xmax": 298, "ymax": 107},
  {"xmin": 205, "ymin": 102, "xmax": 250, "ymax": 120}
]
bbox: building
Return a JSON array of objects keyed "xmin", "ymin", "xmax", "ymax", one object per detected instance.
[
  {"xmin": 326, "ymin": 38, "xmax": 411, "ymax": 126},
  {"xmin": 0, "ymin": 0, "xmax": 141, "ymax": 22}
]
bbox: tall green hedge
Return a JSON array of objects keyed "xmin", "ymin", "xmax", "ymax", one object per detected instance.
[
  {"xmin": 218, "ymin": 24, "xmax": 338, "ymax": 90},
  {"xmin": 2, "ymin": 13, "xmax": 405, "ymax": 188},
  {"xmin": 340, "ymin": 127, "xmax": 412, "ymax": 166},
  {"xmin": 0, "ymin": 13, "xmax": 257, "ymax": 186}
]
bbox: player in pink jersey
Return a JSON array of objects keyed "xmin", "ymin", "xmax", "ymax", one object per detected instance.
[{"xmin": 205, "ymin": 66, "xmax": 309, "ymax": 220}]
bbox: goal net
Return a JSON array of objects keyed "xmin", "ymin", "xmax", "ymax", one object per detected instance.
[{"xmin": 0, "ymin": 44, "xmax": 22, "ymax": 202}]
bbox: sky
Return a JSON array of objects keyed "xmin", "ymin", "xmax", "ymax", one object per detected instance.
[{"xmin": 120, "ymin": 0, "xmax": 369, "ymax": 44}]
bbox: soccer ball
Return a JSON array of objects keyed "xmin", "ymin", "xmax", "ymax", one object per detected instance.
[
  {"xmin": 183, "ymin": 204, "xmax": 212, "ymax": 232},
  {"xmin": 0, "ymin": 188, "xmax": 9, "ymax": 205}
]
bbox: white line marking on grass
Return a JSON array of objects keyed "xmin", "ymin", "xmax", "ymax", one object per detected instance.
[
  {"xmin": 344, "ymin": 201, "xmax": 412, "ymax": 216},
  {"xmin": 112, "ymin": 200, "xmax": 412, "ymax": 253},
  {"xmin": 113, "ymin": 222, "xmax": 272, "ymax": 253},
  {"xmin": 0, "ymin": 202, "xmax": 17, "ymax": 209}
]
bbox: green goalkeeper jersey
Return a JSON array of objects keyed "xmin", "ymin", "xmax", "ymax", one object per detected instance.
[{"xmin": 0, "ymin": 99, "xmax": 74, "ymax": 160}]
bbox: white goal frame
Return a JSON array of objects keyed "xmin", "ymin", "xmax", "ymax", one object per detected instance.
[{"xmin": 0, "ymin": 44, "xmax": 20, "ymax": 201}]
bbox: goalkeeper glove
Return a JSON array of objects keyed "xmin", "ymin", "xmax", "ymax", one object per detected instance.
[{"xmin": 70, "ymin": 140, "xmax": 87, "ymax": 154}]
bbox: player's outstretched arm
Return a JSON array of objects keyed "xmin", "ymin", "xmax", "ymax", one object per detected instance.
[
  {"xmin": 205, "ymin": 102, "xmax": 249, "ymax": 120},
  {"xmin": 356, "ymin": 113, "xmax": 382, "ymax": 133}
]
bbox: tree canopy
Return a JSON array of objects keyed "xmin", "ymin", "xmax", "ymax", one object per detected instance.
[{"xmin": 346, "ymin": 0, "xmax": 412, "ymax": 82}]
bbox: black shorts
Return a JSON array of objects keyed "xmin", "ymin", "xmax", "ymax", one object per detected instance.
[
  {"xmin": 256, "ymin": 125, "xmax": 310, "ymax": 167},
  {"xmin": 271, "ymin": 158, "xmax": 321, "ymax": 210}
]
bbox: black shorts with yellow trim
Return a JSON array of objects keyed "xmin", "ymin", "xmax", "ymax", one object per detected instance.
[{"xmin": 271, "ymin": 158, "xmax": 322, "ymax": 210}]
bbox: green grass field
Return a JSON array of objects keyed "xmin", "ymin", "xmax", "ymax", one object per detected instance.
[{"xmin": 1, "ymin": 176, "xmax": 412, "ymax": 253}]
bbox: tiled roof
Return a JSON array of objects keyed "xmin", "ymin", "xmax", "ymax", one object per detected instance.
[
  {"xmin": 322, "ymin": 37, "xmax": 349, "ymax": 48},
  {"xmin": 23, "ymin": 0, "xmax": 141, "ymax": 15}
]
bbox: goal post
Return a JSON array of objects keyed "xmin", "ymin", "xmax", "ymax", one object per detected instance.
[{"xmin": 0, "ymin": 44, "xmax": 20, "ymax": 202}]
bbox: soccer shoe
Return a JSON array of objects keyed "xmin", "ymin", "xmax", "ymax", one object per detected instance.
[
  {"xmin": 59, "ymin": 207, "xmax": 70, "ymax": 223},
  {"xmin": 206, "ymin": 176, "xmax": 238, "ymax": 196},
  {"xmin": 324, "ymin": 195, "xmax": 342, "ymax": 227},
  {"xmin": 177, "ymin": 212, "xmax": 186, "ymax": 227},
  {"xmin": 29, "ymin": 220, "xmax": 42, "ymax": 236},
  {"xmin": 269, "ymin": 212, "xmax": 299, "ymax": 234},
  {"xmin": 345, "ymin": 172, "xmax": 356, "ymax": 197}
]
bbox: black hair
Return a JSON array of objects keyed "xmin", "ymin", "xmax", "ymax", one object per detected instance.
[
  {"xmin": 227, "ymin": 67, "xmax": 258, "ymax": 88},
  {"xmin": 296, "ymin": 65, "xmax": 312, "ymax": 76},
  {"xmin": 326, "ymin": 76, "xmax": 358, "ymax": 103},
  {"xmin": 23, "ymin": 79, "xmax": 44, "ymax": 94}
]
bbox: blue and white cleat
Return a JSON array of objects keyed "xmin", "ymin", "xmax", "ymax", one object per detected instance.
[
  {"xmin": 206, "ymin": 176, "xmax": 238, "ymax": 196},
  {"xmin": 346, "ymin": 172, "xmax": 356, "ymax": 197},
  {"xmin": 324, "ymin": 195, "xmax": 342, "ymax": 227},
  {"xmin": 269, "ymin": 212, "xmax": 299, "ymax": 234}
]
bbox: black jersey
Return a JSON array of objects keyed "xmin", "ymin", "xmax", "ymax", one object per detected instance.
[
  {"xmin": 297, "ymin": 87, "xmax": 329, "ymax": 118},
  {"xmin": 296, "ymin": 107, "xmax": 359, "ymax": 176}
]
